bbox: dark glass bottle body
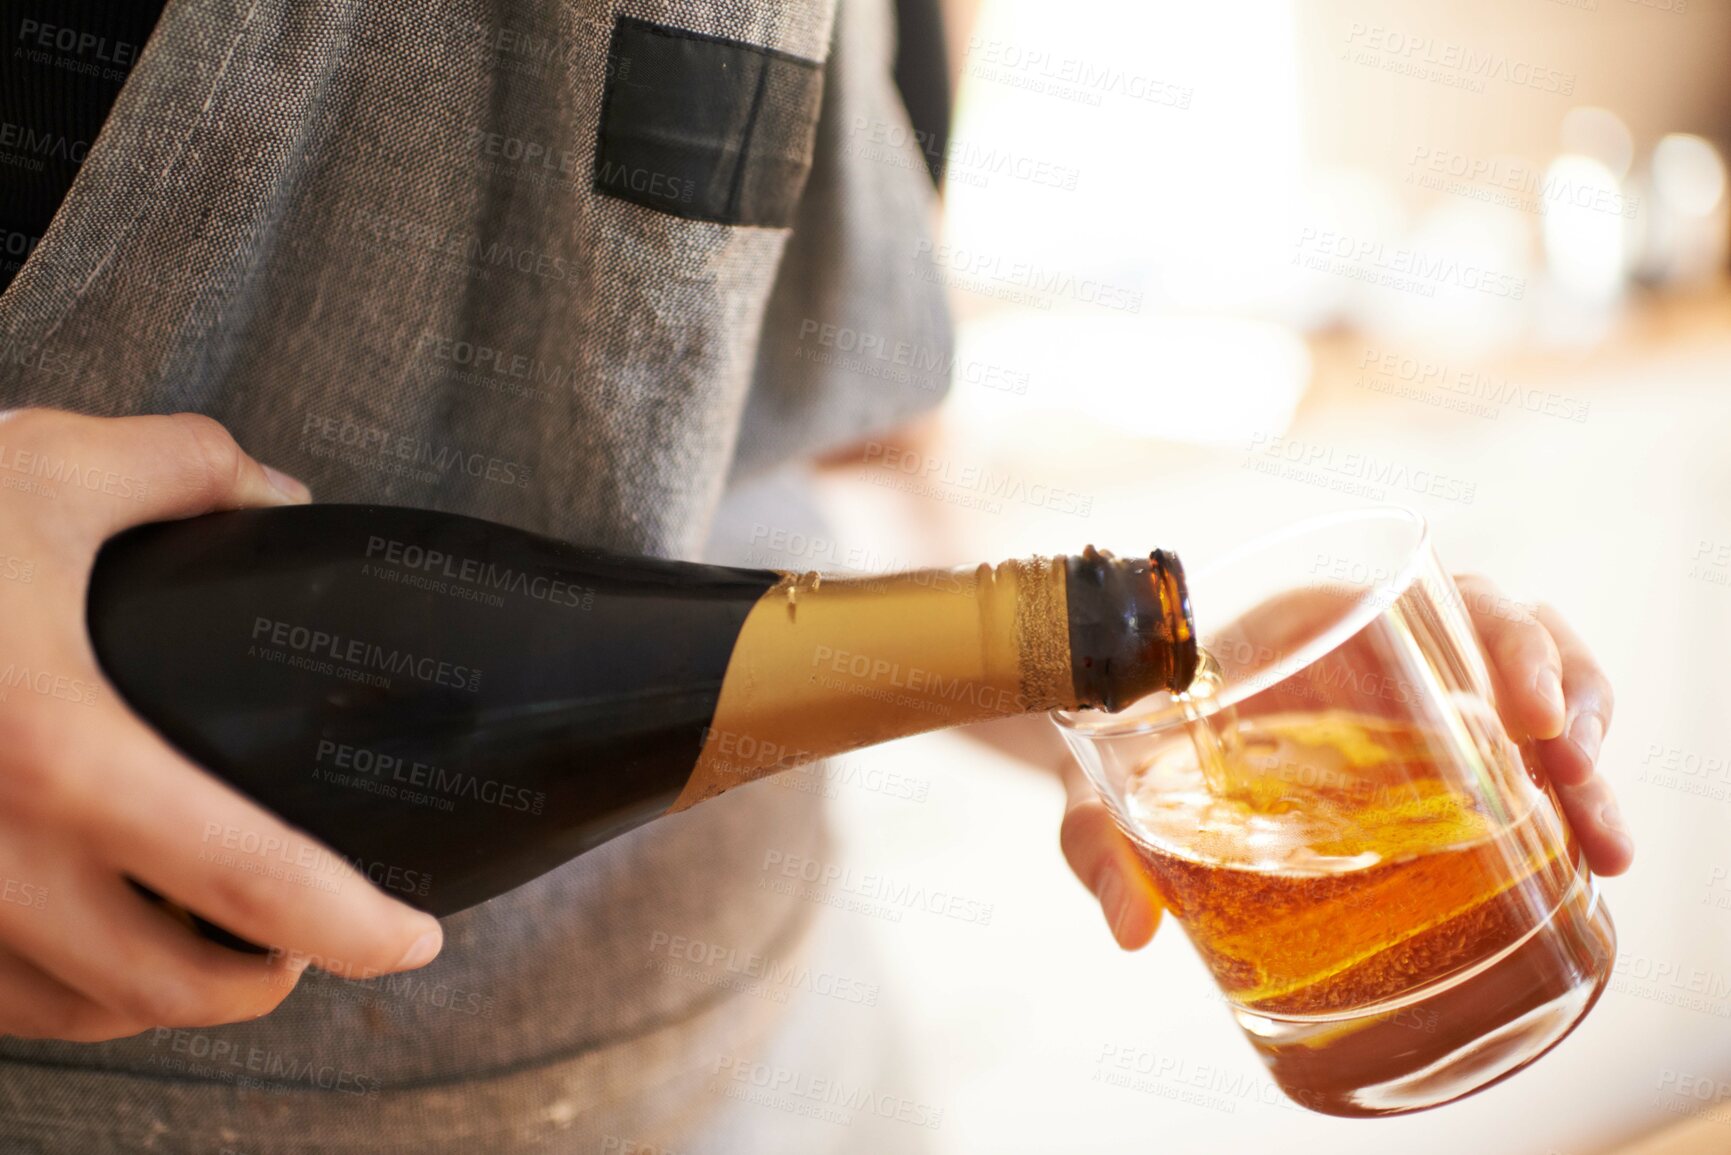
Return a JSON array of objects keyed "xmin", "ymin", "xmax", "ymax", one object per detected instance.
[{"xmin": 87, "ymin": 504, "xmax": 1195, "ymax": 923}]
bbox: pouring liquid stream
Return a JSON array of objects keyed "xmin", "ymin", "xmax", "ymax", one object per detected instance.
[{"xmin": 1176, "ymin": 647, "xmax": 1249, "ymax": 800}]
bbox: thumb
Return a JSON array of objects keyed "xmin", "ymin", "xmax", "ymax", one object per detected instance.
[
  {"xmin": 1058, "ymin": 756, "xmax": 1164, "ymax": 950},
  {"xmin": 62, "ymin": 411, "xmax": 310, "ymax": 537}
]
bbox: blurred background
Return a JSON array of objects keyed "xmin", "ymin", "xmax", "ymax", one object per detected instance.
[{"xmin": 750, "ymin": 0, "xmax": 1731, "ymax": 1151}]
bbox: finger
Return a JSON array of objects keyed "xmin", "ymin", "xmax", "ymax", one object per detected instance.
[
  {"xmin": 103, "ymin": 411, "xmax": 312, "ymax": 522},
  {"xmin": 0, "ymin": 944, "xmax": 152, "ymax": 1043},
  {"xmin": 0, "ymin": 410, "xmax": 312, "ymax": 542},
  {"xmin": 2, "ymin": 557, "xmax": 440, "ymax": 975},
  {"xmin": 1059, "ymin": 756, "xmax": 1163, "ymax": 950},
  {"xmin": 1553, "ymin": 774, "xmax": 1634, "ymax": 877},
  {"xmin": 67, "ymin": 714, "xmax": 443, "ymax": 978},
  {"xmin": 0, "ymin": 865, "xmax": 303, "ymax": 1030},
  {"xmin": 1532, "ymin": 603, "xmax": 1616, "ymax": 790},
  {"xmin": 1454, "ymin": 575, "xmax": 1564, "ymax": 740}
]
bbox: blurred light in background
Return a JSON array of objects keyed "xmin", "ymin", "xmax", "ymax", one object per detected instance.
[
  {"xmin": 947, "ymin": 0, "xmax": 1304, "ymax": 316},
  {"xmin": 1654, "ymin": 133, "xmax": 1728, "ymax": 218},
  {"xmin": 945, "ymin": 0, "xmax": 1312, "ymax": 447},
  {"xmin": 1638, "ymin": 133, "xmax": 1729, "ymax": 288},
  {"xmin": 1560, "ymin": 105, "xmax": 1635, "ymax": 179},
  {"xmin": 950, "ymin": 313, "xmax": 1310, "ymax": 446},
  {"xmin": 943, "ymin": 0, "xmax": 1729, "ymax": 452},
  {"xmin": 1362, "ymin": 199, "xmax": 1534, "ymax": 357},
  {"xmin": 1542, "ymin": 155, "xmax": 1627, "ymax": 303}
]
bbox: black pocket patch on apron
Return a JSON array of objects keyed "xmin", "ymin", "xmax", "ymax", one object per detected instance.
[{"xmin": 595, "ymin": 17, "xmax": 824, "ymax": 228}]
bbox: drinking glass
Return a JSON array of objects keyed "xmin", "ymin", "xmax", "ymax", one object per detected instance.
[{"xmin": 1053, "ymin": 508, "xmax": 1615, "ymax": 1117}]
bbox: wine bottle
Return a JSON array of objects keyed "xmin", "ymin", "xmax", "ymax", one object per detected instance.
[{"xmin": 86, "ymin": 504, "xmax": 1196, "ymax": 920}]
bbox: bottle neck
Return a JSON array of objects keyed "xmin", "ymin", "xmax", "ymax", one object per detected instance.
[
  {"xmin": 1065, "ymin": 546, "xmax": 1198, "ymax": 711},
  {"xmin": 666, "ymin": 548, "xmax": 1195, "ymax": 812}
]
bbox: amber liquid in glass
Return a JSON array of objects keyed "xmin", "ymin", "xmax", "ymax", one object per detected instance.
[{"xmin": 1123, "ymin": 696, "xmax": 1615, "ymax": 1116}]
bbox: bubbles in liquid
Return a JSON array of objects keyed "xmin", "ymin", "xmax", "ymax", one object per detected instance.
[{"xmin": 1127, "ymin": 709, "xmax": 1506, "ymax": 876}]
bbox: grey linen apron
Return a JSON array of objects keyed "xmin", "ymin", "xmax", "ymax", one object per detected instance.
[{"xmin": 0, "ymin": 0, "xmax": 952, "ymax": 1150}]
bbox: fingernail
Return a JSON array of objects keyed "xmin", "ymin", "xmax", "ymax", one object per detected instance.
[
  {"xmin": 262, "ymin": 464, "xmax": 311, "ymax": 503},
  {"xmin": 1569, "ymin": 713, "xmax": 1604, "ymax": 765},
  {"xmin": 396, "ymin": 926, "xmax": 443, "ymax": 970},
  {"xmin": 1100, "ymin": 873, "xmax": 1131, "ymax": 944},
  {"xmin": 1534, "ymin": 668, "xmax": 1564, "ymax": 719}
]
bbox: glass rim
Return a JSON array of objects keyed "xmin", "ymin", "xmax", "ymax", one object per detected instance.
[{"xmin": 1052, "ymin": 506, "xmax": 1431, "ymax": 738}]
